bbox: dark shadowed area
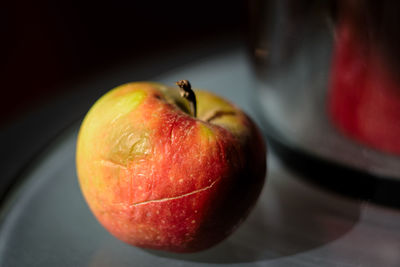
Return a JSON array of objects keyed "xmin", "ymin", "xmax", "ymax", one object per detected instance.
[{"xmin": 1, "ymin": 0, "xmax": 247, "ymax": 126}]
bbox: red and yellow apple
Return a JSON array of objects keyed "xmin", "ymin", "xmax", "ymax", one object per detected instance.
[{"xmin": 76, "ymin": 81, "xmax": 266, "ymax": 252}]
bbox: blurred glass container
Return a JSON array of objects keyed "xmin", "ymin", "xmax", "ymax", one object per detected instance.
[{"xmin": 249, "ymin": 1, "xmax": 400, "ymax": 184}]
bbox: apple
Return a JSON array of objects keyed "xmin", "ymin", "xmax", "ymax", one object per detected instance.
[{"xmin": 76, "ymin": 80, "xmax": 266, "ymax": 253}]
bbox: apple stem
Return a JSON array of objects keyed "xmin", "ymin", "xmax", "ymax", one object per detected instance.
[{"xmin": 176, "ymin": 80, "xmax": 197, "ymax": 118}]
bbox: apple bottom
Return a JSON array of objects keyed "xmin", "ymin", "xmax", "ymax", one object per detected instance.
[{"xmin": 91, "ymin": 167, "xmax": 264, "ymax": 253}]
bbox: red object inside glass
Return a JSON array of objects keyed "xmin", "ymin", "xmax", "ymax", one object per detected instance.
[{"xmin": 329, "ymin": 17, "xmax": 400, "ymax": 155}]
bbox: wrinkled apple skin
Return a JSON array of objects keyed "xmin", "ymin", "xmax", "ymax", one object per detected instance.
[{"xmin": 76, "ymin": 82, "xmax": 266, "ymax": 253}]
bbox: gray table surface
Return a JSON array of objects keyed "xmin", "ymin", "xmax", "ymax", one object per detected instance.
[{"xmin": 0, "ymin": 42, "xmax": 399, "ymax": 267}]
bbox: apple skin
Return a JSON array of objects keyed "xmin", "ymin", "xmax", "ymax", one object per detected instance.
[{"xmin": 76, "ymin": 82, "xmax": 266, "ymax": 253}]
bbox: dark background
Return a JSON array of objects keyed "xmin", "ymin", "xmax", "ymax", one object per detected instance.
[{"xmin": 1, "ymin": 0, "xmax": 248, "ymax": 127}]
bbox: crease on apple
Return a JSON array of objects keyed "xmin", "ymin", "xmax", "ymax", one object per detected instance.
[
  {"xmin": 204, "ymin": 110, "xmax": 236, "ymax": 123},
  {"xmin": 99, "ymin": 159, "xmax": 128, "ymax": 170},
  {"xmin": 168, "ymin": 115, "xmax": 179, "ymax": 144},
  {"xmin": 126, "ymin": 178, "xmax": 220, "ymax": 207}
]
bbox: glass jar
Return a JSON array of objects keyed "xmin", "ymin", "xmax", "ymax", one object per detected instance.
[{"xmin": 249, "ymin": 0, "xmax": 400, "ymax": 204}]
